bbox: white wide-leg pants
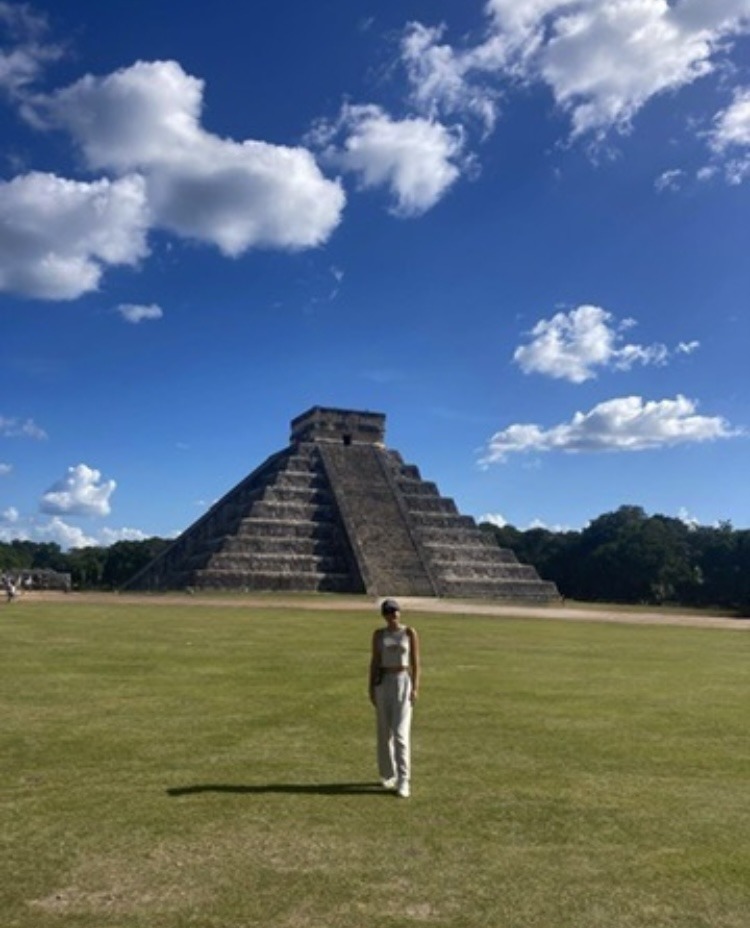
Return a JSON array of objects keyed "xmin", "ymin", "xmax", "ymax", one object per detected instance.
[{"xmin": 374, "ymin": 671, "xmax": 412, "ymax": 785}]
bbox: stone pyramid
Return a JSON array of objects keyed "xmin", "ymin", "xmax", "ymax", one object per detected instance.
[{"xmin": 124, "ymin": 406, "xmax": 558, "ymax": 600}]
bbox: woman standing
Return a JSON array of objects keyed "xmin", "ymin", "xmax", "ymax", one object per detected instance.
[{"xmin": 369, "ymin": 598, "xmax": 420, "ymax": 798}]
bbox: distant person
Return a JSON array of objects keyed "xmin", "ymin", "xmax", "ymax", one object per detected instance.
[
  {"xmin": 3, "ymin": 576, "xmax": 18, "ymax": 603},
  {"xmin": 369, "ymin": 598, "xmax": 420, "ymax": 798}
]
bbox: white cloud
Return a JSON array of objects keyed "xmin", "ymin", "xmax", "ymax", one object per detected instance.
[
  {"xmin": 722, "ymin": 156, "xmax": 750, "ymax": 185},
  {"xmin": 677, "ymin": 506, "xmax": 700, "ymax": 529},
  {"xmin": 0, "ymin": 55, "xmax": 346, "ymax": 298},
  {"xmin": 0, "ymin": 414, "xmax": 47, "ymax": 439},
  {"xmin": 3, "ymin": 4, "xmax": 748, "ymax": 302},
  {"xmin": 0, "ymin": 171, "xmax": 149, "ymax": 300},
  {"xmin": 0, "ymin": 2, "xmax": 63, "ymax": 95},
  {"xmin": 710, "ymin": 87, "xmax": 750, "ymax": 151},
  {"xmin": 0, "ymin": 463, "xmax": 12, "ymax": 476},
  {"xmin": 707, "ymin": 86, "xmax": 750, "ymax": 183},
  {"xmin": 0, "ymin": 512, "xmax": 153, "ymax": 548},
  {"xmin": 313, "ymin": 103, "xmax": 465, "ymax": 216},
  {"xmin": 29, "ymin": 60, "xmax": 345, "ymax": 256},
  {"xmin": 677, "ymin": 340, "xmax": 700, "ymax": 355},
  {"xmin": 33, "ymin": 516, "xmax": 99, "ymax": 548},
  {"xmin": 655, "ymin": 168, "xmax": 686, "ymax": 193},
  {"xmin": 697, "ymin": 165, "xmax": 718, "ymax": 182},
  {"xmin": 479, "ymin": 512, "xmax": 507, "ymax": 527},
  {"xmin": 401, "ymin": 22, "xmax": 501, "ymax": 133},
  {"xmin": 147, "ymin": 138, "xmax": 344, "ymax": 255},
  {"xmin": 513, "ymin": 305, "xmax": 677, "ymax": 382},
  {"xmin": 479, "ymin": 511, "xmax": 572, "ymax": 532},
  {"xmin": 117, "ymin": 302, "xmax": 163, "ymax": 323},
  {"xmin": 98, "ymin": 526, "xmax": 149, "ymax": 544},
  {"xmin": 405, "ymin": 1, "xmax": 750, "ymax": 141},
  {"xmin": 40, "ymin": 463, "xmax": 116, "ymax": 517},
  {"xmin": 0, "ymin": 525, "xmax": 28, "ymax": 543},
  {"xmin": 532, "ymin": 3, "xmax": 714, "ymax": 137},
  {"xmin": 479, "ymin": 394, "xmax": 742, "ymax": 464},
  {"xmin": 27, "ymin": 58, "xmax": 205, "ymax": 170},
  {"xmin": 526, "ymin": 517, "xmax": 572, "ymax": 532}
]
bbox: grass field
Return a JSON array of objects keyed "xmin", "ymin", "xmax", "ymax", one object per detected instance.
[{"xmin": 1, "ymin": 596, "xmax": 748, "ymax": 928}]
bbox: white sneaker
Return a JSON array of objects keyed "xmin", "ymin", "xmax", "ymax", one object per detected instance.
[
  {"xmin": 396, "ymin": 781, "xmax": 410, "ymax": 798},
  {"xmin": 380, "ymin": 777, "xmax": 397, "ymax": 789}
]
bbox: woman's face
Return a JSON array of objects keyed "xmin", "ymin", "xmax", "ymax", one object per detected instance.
[{"xmin": 383, "ymin": 608, "xmax": 400, "ymax": 625}]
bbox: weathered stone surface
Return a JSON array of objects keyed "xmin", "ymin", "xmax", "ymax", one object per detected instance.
[{"xmin": 124, "ymin": 406, "xmax": 558, "ymax": 600}]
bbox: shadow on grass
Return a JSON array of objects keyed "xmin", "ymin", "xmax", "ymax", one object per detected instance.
[{"xmin": 166, "ymin": 782, "xmax": 387, "ymax": 797}]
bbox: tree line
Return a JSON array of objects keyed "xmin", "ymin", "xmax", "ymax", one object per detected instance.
[
  {"xmin": 0, "ymin": 537, "xmax": 170, "ymax": 591},
  {"xmin": 480, "ymin": 505, "xmax": 750, "ymax": 614},
  {"xmin": 2, "ymin": 504, "xmax": 749, "ymax": 612}
]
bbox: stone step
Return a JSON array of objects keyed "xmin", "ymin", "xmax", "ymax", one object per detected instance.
[
  {"xmin": 437, "ymin": 578, "xmax": 560, "ymax": 600},
  {"xmin": 416, "ymin": 528, "xmax": 505, "ymax": 548},
  {"xmin": 409, "ymin": 512, "xmax": 476, "ymax": 530},
  {"xmin": 400, "ymin": 495, "xmax": 459, "ymax": 515},
  {"xmin": 248, "ymin": 500, "xmax": 338, "ymax": 521},
  {"xmin": 193, "ymin": 569, "xmax": 359, "ymax": 593},
  {"xmin": 206, "ymin": 552, "xmax": 350, "ymax": 573},
  {"xmin": 393, "ymin": 479, "xmax": 440, "ymax": 497},
  {"xmin": 437, "ymin": 563, "xmax": 539, "ymax": 581},
  {"xmin": 220, "ymin": 535, "xmax": 336, "ymax": 555},
  {"xmin": 424, "ymin": 545, "xmax": 522, "ymax": 566},
  {"xmin": 423, "ymin": 535, "xmax": 518, "ymax": 552},
  {"xmin": 393, "ymin": 463, "xmax": 421, "ymax": 480},
  {"xmin": 235, "ymin": 518, "xmax": 340, "ymax": 540},
  {"xmin": 259, "ymin": 485, "xmax": 332, "ymax": 505},
  {"xmin": 270, "ymin": 471, "xmax": 328, "ymax": 490}
]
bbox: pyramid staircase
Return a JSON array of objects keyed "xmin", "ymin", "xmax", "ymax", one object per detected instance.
[{"xmin": 124, "ymin": 407, "xmax": 558, "ymax": 601}]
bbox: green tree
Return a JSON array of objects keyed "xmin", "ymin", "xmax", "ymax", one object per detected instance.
[
  {"xmin": 66, "ymin": 546, "xmax": 107, "ymax": 589},
  {"xmin": 0, "ymin": 541, "xmax": 32, "ymax": 572},
  {"xmin": 102, "ymin": 538, "xmax": 170, "ymax": 589},
  {"xmin": 482, "ymin": 505, "xmax": 706, "ymax": 607}
]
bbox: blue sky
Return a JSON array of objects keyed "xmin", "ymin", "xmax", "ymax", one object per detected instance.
[{"xmin": 1, "ymin": 0, "xmax": 749, "ymax": 549}]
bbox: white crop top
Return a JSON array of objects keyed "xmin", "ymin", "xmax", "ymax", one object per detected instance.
[{"xmin": 379, "ymin": 626, "xmax": 411, "ymax": 668}]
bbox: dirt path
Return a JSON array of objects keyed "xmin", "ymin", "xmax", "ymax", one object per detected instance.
[{"xmin": 18, "ymin": 591, "xmax": 749, "ymax": 630}]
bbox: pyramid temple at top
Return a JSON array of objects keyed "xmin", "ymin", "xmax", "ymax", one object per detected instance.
[{"xmin": 124, "ymin": 406, "xmax": 558, "ymax": 600}]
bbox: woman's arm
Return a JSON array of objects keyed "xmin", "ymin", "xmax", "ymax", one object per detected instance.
[
  {"xmin": 407, "ymin": 627, "xmax": 420, "ymax": 702},
  {"xmin": 368, "ymin": 629, "xmax": 381, "ymax": 706}
]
